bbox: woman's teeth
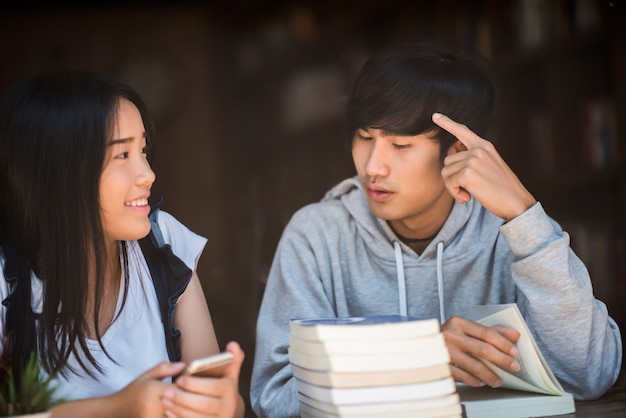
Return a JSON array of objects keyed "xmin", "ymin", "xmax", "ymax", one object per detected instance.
[{"xmin": 125, "ymin": 198, "xmax": 148, "ymax": 207}]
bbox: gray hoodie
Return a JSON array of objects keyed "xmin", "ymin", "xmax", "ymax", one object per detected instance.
[{"xmin": 251, "ymin": 177, "xmax": 622, "ymax": 417}]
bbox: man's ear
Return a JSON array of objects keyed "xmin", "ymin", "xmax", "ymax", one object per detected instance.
[{"xmin": 447, "ymin": 140, "xmax": 467, "ymax": 156}]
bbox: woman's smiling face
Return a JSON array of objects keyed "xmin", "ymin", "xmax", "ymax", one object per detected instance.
[{"xmin": 99, "ymin": 98, "xmax": 155, "ymax": 245}]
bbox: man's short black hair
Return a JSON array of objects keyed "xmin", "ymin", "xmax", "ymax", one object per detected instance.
[{"xmin": 346, "ymin": 40, "xmax": 498, "ymax": 159}]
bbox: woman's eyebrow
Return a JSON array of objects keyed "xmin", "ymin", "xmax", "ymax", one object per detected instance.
[{"xmin": 105, "ymin": 133, "xmax": 145, "ymax": 147}]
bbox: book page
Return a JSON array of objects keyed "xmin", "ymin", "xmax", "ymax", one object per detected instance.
[
  {"xmin": 478, "ymin": 358, "xmax": 553, "ymax": 394},
  {"xmin": 466, "ymin": 304, "xmax": 563, "ymax": 395}
]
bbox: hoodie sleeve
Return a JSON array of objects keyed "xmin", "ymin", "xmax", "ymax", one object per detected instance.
[
  {"xmin": 250, "ymin": 205, "xmax": 339, "ymax": 418},
  {"xmin": 499, "ymin": 202, "xmax": 622, "ymax": 400}
]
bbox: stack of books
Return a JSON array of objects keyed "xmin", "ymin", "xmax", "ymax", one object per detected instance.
[{"xmin": 287, "ymin": 315, "xmax": 462, "ymax": 418}]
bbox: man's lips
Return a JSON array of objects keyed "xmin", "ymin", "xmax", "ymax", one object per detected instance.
[{"xmin": 366, "ymin": 184, "xmax": 393, "ymax": 202}]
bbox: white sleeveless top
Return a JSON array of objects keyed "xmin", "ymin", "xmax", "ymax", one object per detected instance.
[{"xmin": 0, "ymin": 211, "xmax": 207, "ymax": 401}]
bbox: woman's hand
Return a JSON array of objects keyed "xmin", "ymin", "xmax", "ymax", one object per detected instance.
[
  {"xmin": 50, "ymin": 361, "xmax": 186, "ymax": 418},
  {"xmin": 163, "ymin": 341, "xmax": 246, "ymax": 418}
]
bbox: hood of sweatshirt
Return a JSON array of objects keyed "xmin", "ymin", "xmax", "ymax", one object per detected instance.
[{"xmin": 322, "ymin": 176, "xmax": 485, "ymax": 322}]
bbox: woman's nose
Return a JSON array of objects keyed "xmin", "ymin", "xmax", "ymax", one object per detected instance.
[{"xmin": 136, "ymin": 158, "xmax": 156, "ymax": 187}]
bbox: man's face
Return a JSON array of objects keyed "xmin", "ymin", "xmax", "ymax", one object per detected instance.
[{"xmin": 352, "ymin": 127, "xmax": 453, "ymax": 233}]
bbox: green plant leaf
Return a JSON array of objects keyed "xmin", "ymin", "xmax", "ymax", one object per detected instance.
[{"xmin": 0, "ymin": 353, "xmax": 65, "ymax": 415}]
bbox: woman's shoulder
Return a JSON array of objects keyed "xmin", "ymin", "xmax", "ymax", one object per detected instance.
[
  {"xmin": 0, "ymin": 250, "xmax": 9, "ymax": 303},
  {"xmin": 0, "ymin": 248, "xmax": 42, "ymax": 301},
  {"xmin": 152, "ymin": 209, "xmax": 201, "ymax": 240},
  {"xmin": 151, "ymin": 209, "xmax": 207, "ymax": 271},
  {"xmin": 0, "ymin": 248, "xmax": 44, "ymax": 355}
]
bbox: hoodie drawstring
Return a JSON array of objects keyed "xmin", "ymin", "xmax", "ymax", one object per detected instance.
[
  {"xmin": 393, "ymin": 240, "xmax": 446, "ymax": 324},
  {"xmin": 393, "ymin": 241, "xmax": 407, "ymax": 316},
  {"xmin": 436, "ymin": 241, "xmax": 445, "ymax": 324}
]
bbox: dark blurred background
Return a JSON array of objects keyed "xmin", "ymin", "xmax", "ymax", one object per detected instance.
[{"xmin": 2, "ymin": 1, "xmax": 625, "ymax": 415}]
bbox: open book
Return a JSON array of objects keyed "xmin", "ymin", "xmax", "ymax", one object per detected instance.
[
  {"xmin": 467, "ymin": 303, "xmax": 565, "ymax": 395},
  {"xmin": 461, "ymin": 303, "xmax": 575, "ymax": 417}
]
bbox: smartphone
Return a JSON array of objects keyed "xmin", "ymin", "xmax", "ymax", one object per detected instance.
[{"xmin": 183, "ymin": 351, "xmax": 234, "ymax": 378}]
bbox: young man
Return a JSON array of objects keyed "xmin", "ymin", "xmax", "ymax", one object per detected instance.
[{"xmin": 250, "ymin": 41, "xmax": 622, "ymax": 417}]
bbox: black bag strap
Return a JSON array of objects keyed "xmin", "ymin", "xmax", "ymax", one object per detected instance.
[
  {"xmin": 0, "ymin": 241, "xmax": 36, "ymax": 385},
  {"xmin": 138, "ymin": 198, "xmax": 193, "ymax": 362}
]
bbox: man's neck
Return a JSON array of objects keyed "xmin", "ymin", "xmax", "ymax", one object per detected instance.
[{"xmin": 388, "ymin": 194, "xmax": 454, "ymax": 242}]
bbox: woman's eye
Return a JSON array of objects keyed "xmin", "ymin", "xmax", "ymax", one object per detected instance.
[
  {"xmin": 393, "ymin": 144, "xmax": 410, "ymax": 150},
  {"xmin": 142, "ymin": 146, "xmax": 150, "ymax": 156},
  {"xmin": 116, "ymin": 152, "xmax": 129, "ymax": 159}
]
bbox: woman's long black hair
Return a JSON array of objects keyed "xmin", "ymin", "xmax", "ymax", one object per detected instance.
[{"xmin": 0, "ymin": 69, "xmax": 155, "ymax": 378}]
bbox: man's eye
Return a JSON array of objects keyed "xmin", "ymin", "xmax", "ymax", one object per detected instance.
[{"xmin": 393, "ymin": 144, "xmax": 410, "ymax": 150}]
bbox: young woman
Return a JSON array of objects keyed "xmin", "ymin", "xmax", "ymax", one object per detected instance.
[{"xmin": 0, "ymin": 70, "xmax": 245, "ymax": 417}]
